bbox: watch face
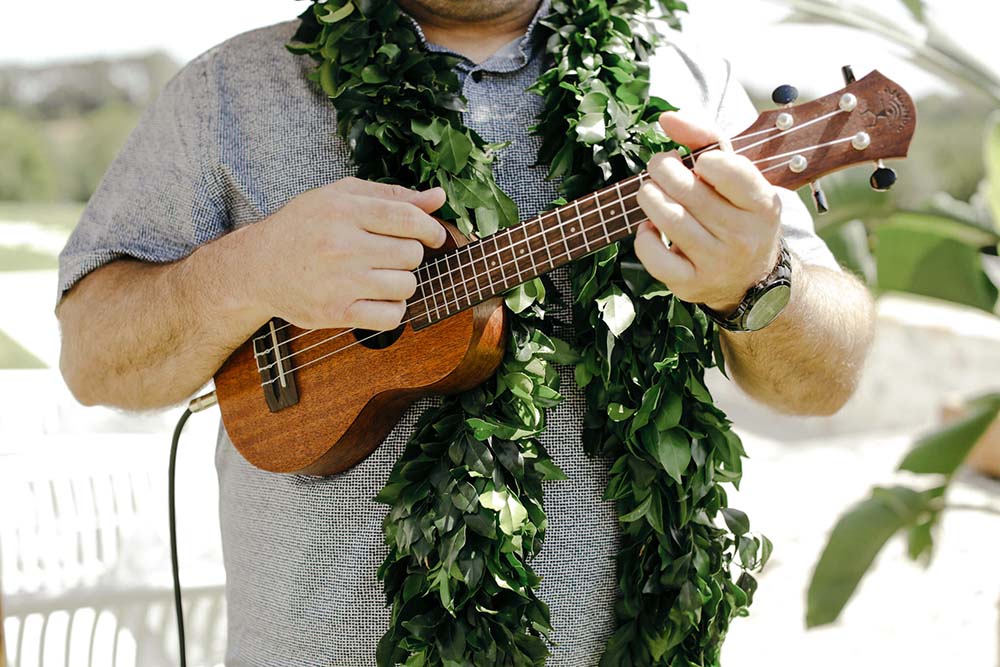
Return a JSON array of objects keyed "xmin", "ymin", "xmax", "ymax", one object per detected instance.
[{"xmin": 746, "ymin": 284, "xmax": 792, "ymax": 331}]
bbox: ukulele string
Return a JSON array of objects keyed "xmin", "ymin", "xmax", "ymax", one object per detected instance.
[
  {"xmin": 258, "ymin": 115, "xmax": 858, "ymax": 373},
  {"xmin": 251, "ymin": 125, "xmax": 787, "ymax": 347}
]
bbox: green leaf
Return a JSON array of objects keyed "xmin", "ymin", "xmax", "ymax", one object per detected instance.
[
  {"xmin": 412, "ymin": 117, "xmax": 446, "ymax": 143},
  {"xmin": 898, "ymin": 393, "xmax": 1000, "ymax": 475},
  {"xmin": 619, "ymin": 493, "xmax": 652, "ymax": 523},
  {"xmin": 576, "ymin": 112, "xmax": 607, "ymax": 144},
  {"xmin": 608, "ymin": 403, "xmax": 636, "ymax": 422},
  {"xmin": 596, "ymin": 286, "xmax": 636, "ymax": 337},
  {"xmin": 654, "ymin": 428, "xmax": 691, "ymax": 485},
  {"xmin": 505, "ymin": 280, "xmax": 540, "ymax": 314},
  {"xmin": 984, "ymin": 111, "xmax": 1000, "ymax": 231},
  {"xmin": 361, "ymin": 65, "xmax": 389, "ymax": 84},
  {"xmin": 579, "ymin": 91, "xmax": 609, "ymax": 114},
  {"xmin": 438, "ymin": 126, "xmax": 475, "ymax": 174},
  {"xmin": 900, "ymin": 0, "xmax": 925, "ymax": 22},
  {"xmin": 874, "ymin": 215, "xmax": 998, "ymax": 312},
  {"xmin": 806, "ymin": 486, "xmax": 929, "ymax": 627},
  {"xmin": 721, "ymin": 508, "xmax": 750, "ymax": 536},
  {"xmin": 318, "ymin": 2, "xmax": 355, "ymax": 23}
]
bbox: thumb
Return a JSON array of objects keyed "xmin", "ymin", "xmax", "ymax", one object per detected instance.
[
  {"xmin": 335, "ymin": 178, "xmax": 446, "ymax": 213},
  {"xmin": 658, "ymin": 110, "xmax": 722, "ymax": 151}
]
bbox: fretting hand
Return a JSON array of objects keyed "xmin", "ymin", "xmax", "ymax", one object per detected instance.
[{"xmin": 635, "ymin": 112, "xmax": 784, "ymax": 315}]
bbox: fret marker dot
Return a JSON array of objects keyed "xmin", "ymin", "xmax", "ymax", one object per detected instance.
[
  {"xmin": 521, "ymin": 248, "xmax": 526, "ymax": 254},
  {"xmin": 570, "ymin": 226, "xmax": 576, "ymax": 232},
  {"xmin": 492, "ymin": 260, "xmax": 497, "ymax": 266},
  {"xmin": 610, "ymin": 209, "xmax": 616, "ymax": 215}
]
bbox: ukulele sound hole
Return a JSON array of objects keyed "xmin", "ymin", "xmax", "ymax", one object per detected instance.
[{"xmin": 354, "ymin": 325, "xmax": 405, "ymax": 350}]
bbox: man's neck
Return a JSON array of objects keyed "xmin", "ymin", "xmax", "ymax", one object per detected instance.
[{"xmin": 398, "ymin": 1, "xmax": 542, "ymax": 64}]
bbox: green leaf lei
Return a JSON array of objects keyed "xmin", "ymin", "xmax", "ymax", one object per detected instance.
[{"xmin": 287, "ymin": 1, "xmax": 770, "ymax": 664}]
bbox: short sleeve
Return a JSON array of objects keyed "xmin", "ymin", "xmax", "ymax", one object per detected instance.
[
  {"xmin": 650, "ymin": 34, "xmax": 842, "ymax": 272},
  {"xmin": 57, "ymin": 55, "xmax": 228, "ymax": 300}
]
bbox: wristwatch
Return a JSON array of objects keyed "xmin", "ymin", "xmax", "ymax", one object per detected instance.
[{"xmin": 700, "ymin": 238, "xmax": 793, "ymax": 333}]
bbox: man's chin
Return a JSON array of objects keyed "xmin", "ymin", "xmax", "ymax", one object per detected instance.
[{"xmin": 397, "ymin": 0, "xmax": 540, "ymax": 23}]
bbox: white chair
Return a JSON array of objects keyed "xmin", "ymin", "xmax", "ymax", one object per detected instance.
[{"xmin": 1, "ymin": 431, "xmax": 226, "ymax": 667}]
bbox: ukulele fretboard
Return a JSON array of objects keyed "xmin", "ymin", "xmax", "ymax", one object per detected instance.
[{"xmin": 407, "ymin": 173, "xmax": 649, "ymax": 329}]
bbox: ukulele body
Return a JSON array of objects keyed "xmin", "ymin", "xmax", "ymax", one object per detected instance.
[{"xmin": 214, "ymin": 224, "xmax": 507, "ymax": 476}]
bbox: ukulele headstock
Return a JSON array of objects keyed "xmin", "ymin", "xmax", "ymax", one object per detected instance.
[{"xmin": 728, "ymin": 68, "xmax": 917, "ymax": 205}]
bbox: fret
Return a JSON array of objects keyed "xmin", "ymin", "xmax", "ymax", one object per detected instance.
[
  {"xmin": 507, "ymin": 225, "xmax": 528, "ymax": 284},
  {"xmin": 453, "ymin": 245, "xmax": 469, "ymax": 308},
  {"xmin": 573, "ymin": 200, "xmax": 591, "ymax": 253},
  {"xmin": 478, "ymin": 240, "xmax": 496, "ymax": 295},
  {"xmin": 594, "ymin": 192, "xmax": 611, "ymax": 245},
  {"xmin": 574, "ymin": 193, "xmax": 607, "ymax": 255},
  {"xmin": 533, "ymin": 216, "xmax": 555, "ymax": 271},
  {"xmin": 444, "ymin": 252, "xmax": 463, "ymax": 315},
  {"xmin": 555, "ymin": 208, "xmax": 573, "ymax": 261},
  {"xmin": 491, "ymin": 233, "xmax": 508, "ymax": 288},
  {"xmin": 473, "ymin": 243, "xmax": 491, "ymax": 301},
  {"xmin": 523, "ymin": 219, "xmax": 539, "ymax": 277},
  {"xmin": 430, "ymin": 259, "xmax": 448, "ymax": 321},
  {"xmin": 460, "ymin": 244, "xmax": 481, "ymax": 306},
  {"xmin": 414, "ymin": 265, "xmax": 435, "ymax": 325}
]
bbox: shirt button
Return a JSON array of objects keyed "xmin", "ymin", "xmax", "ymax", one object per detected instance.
[{"xmin": 471, "ymin": 70, "xmax": 484, "ymax": 83}]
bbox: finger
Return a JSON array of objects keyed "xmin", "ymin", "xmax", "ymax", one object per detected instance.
[
  {"xmin": 334, "ymin": 177, "xmax": 447, "ymax": 213},
  {"xmin": 658, "ymin": 110, "xmax": 722, "ymax": 151},
  {"xmin": 636, "ymin": 181, "xmax": 720, "ymax": 259},
  {"xmin": 634, "ymin": 221, "xmax": 696, "ymax": 286},
  {"xmin": 646, "ymin": 153, "xmax": 739, "ymax": 236},
  {"xmin": 694, "ymin": 150, "xmax": 782, "ymax": 215},
  {"xmin": 343, "ymin": 299, "xmax": 407, "ymax": 332},
  {"xmin": 361, "ymin": 199, "xmax": 448, "ymax": 248},
  {"xmin": 362, "ymin": 269, "xmax": 419, "ymax": 302},
  {"xmin": 363, "ymin": 234, "xmax": 425, "ymax": 270}
]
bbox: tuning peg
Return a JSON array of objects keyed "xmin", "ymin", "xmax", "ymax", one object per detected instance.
[
  {"xmin": 771, "ymin": 84, "xmax": 799, "ymax": 106},
  {"xmin": 810, "ymin": 181, "xmax": 830, "ymax": 215},
  {"xmin": 842, "ymin": 65, "xmax": 856, "ymax": 85},
  {"xmin": 870, "ymin": 161, "xmax": 897, "ymax": 191}
]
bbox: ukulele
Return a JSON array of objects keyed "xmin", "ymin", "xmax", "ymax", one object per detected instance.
[{"xmin": 214, "ymin": 68, "xmax": 916, "ymax": 476}]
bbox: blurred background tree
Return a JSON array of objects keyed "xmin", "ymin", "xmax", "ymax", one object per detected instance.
[{"xmin": 0, "ymin": 52, "xmax": 176, "ymax": 204}]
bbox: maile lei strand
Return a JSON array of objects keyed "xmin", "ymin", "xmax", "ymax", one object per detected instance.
[{"xmin": 288, "ymin": 0, "xmax": 771, "ymax": 664}]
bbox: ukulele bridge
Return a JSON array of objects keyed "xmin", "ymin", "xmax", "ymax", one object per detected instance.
[{"xmin": 254, "ymin": 317, "xmax": 300, "ymax": 413}]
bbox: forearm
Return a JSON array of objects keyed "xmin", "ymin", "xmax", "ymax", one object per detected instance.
[
  {"xmin": 718, "ymin": 252, "xmax": 875, "ymax": 416},
  {"xmin": 57, "ymin": 224, "xmax": 267, "ymax": 410}
]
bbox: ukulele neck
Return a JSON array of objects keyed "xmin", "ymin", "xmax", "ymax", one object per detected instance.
[{"xmin": 408, "ymin": 173, "xmax": 649, "ymax": 329}]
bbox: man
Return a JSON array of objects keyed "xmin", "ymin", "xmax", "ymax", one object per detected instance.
[{"xmin": 57, "ymin": 0, "xmax": 875, "ymax": 664}]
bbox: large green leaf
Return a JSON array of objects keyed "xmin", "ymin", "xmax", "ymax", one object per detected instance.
[
  {"xmin": 898, "ymin": 393, "xmax": 1000, "ymax": 475},
  {"xmin": 806, "ymin": 486, "xmax": 930, "ymax": 627},
  {"xmin": 985, "ymin": 111, "xmax": 1000, "ymax": 231},
  {"xmin": 874, "ymin": 215, "xmax": 999, "ymax": 312},
  {"xmin": 899, "ymin": 0, "xmax": 925, "ymax": 22}
]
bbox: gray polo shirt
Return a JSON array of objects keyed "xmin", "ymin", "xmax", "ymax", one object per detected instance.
[{"xmin": 58, "ymin": 6, "xmax": 840, "ymax": 666}]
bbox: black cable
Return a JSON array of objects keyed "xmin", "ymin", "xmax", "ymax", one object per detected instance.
[{"xmin": 169, "ymin": 407, "xmax": 193, "ymax": 667}]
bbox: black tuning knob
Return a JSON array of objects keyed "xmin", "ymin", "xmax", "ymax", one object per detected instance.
[
  {"xmin": 870, "ymin": 166, "xmax": 897, "ymax": 192},
  {"xmin": 771, "ymin": 84, "xmax": 799, "ymax": 106}
]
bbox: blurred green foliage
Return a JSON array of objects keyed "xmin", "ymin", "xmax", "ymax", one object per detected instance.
[
  {"xmin": 0, "ymin": 103, "xmax": 142, "ymax": 203},
  {"xmin": 0, "ymin": 52, "xmax": 175, "ymax": 204}
]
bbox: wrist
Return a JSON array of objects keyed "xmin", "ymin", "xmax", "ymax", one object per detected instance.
[
  {"xmin": 188, "ymin": 222, "xmax": 273, "ymax": 329},
  {"xmin": 703, "ymin": 238, "xmax": 783, "ymax": 316}
]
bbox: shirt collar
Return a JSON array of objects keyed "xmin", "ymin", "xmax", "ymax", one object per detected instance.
[{"xmin": 403, "ymin": 0, "xmax": 552, "ymax": 73}]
